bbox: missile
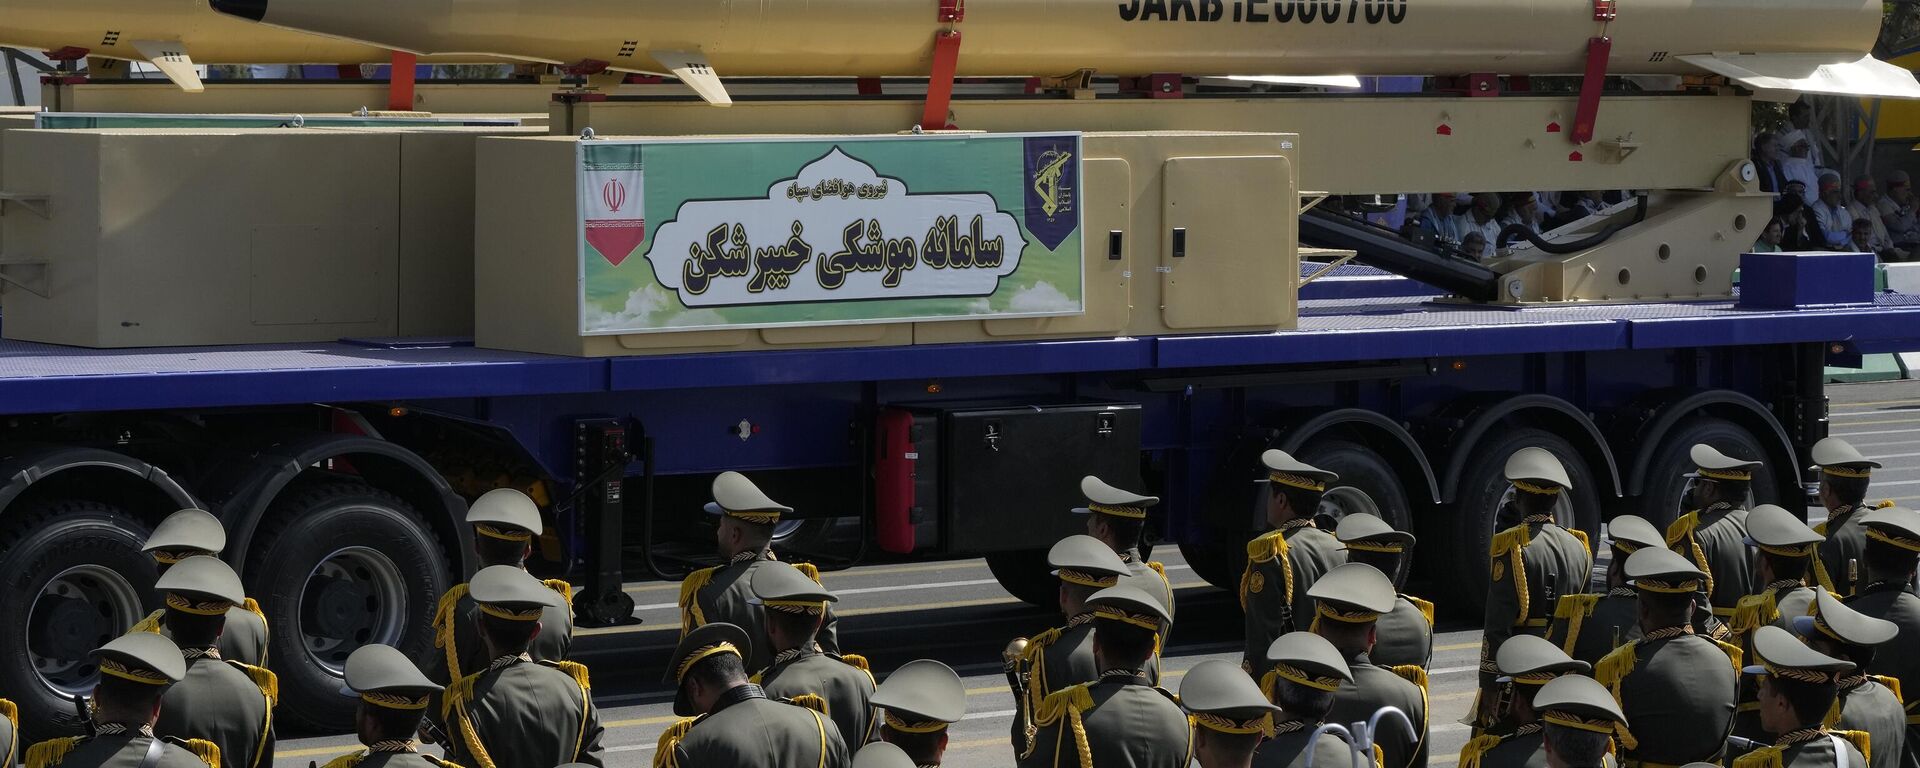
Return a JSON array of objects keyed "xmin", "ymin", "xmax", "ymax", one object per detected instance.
[
  {"xmin": 211, "ymin": 0, "xmax": 1918, "ymax": 105},
  {"xmin": 0, "ymin": 0, "xmax": 491, "ymax": 92}
]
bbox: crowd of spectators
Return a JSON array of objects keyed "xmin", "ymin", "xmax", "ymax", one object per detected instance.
[{"xmin": 1378, "ymin": 190, "xmax": 1628, "ymax": 262}]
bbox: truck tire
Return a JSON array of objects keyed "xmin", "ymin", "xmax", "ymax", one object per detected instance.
[
  {"xmin": 1298, "ymin": 439, "xmax": 1415, "ymax": 533},
  {"xmin": 1178, "ymin": 539, "xmax": 1246, "ymax": 594},
  {"xmin": 244, "ymin": 480, "xmax": 452, "ymax": 732},
  {"xmin": 986, "ymin": 550, "xmax": 1058, "ymax": 609},
  {"xmin": 0, "ymin": 500, "xmax": 154, "ymax": 739},
  {"xmin": 1633, "ymin": 416, "xmax": 1778, "ymax": 529},
  {"xmin": 1440, "ymin": 428, "xmax": 1603, "ymax": 611}
]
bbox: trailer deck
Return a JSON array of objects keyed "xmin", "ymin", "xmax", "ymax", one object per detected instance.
[{"xmin": 4, "ymin": 291, "xmax": 1917, "ymax": 415}]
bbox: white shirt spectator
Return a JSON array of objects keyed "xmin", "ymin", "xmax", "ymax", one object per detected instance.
[
  {"xmin": 1813, "ymin": 200, "xmax": 1853, "ymax": 249},
  {"xmin": 1849, "ymin": 198, "xmax": 1893, "ymax": 252},
  {"xmin": 1878, "ymin": 194, "xmax": 1920, "ymax": 245},
  {"xmin": 1456, "ymin": 212, "xmax": 1506, "ymax": 255}
]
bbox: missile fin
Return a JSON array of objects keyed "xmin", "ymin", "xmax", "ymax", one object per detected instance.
[
  {"xmin": 650, "ymin": 50, "xmax": 731, "ymax": 107},
  {"xmin": 1678, "ymin": 52, "xmax": 1920, "ymax": 102},
  {"xmin": 130, "ymin": 40, "xmax": 205, "ymax": 93}
]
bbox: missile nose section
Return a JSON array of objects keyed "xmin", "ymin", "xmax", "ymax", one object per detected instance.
[{"xmin": 208, "ymin": 0, "xmax": 268, "ymax": 23}]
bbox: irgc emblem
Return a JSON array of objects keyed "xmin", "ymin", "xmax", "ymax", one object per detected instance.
[{"xmin": 1023, "ymin": 136, "xmax": 1078, "ymax": 251}]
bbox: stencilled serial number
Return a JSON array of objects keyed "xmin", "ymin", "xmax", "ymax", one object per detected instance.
[{"xmin": 1117, "ymin": 0, "xmax": 1408, "ymax": 23}]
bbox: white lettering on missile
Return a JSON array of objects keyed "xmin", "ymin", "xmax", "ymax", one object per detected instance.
[{"xmin": 645, "ymin": 148, "xmax": 1028, "ymax": 308}]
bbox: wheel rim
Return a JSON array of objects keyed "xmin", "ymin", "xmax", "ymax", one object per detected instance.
[
  {"xmin": 298, "ymin": 546, "xmax": 408, "ymax": 677},
  {"xmin": 769, "ymin": 518, "xmax": 805, "ymax": 542},
  {"xmin": 28, "ymin": 564, "xmax": 145, "ymax": 698}
]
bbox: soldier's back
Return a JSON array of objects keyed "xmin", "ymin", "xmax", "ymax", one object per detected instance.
[
  {"xmin": 1372, "ymin": 595, "xmax": 1434, "ymax": 669},
  {"xmin": 155, "ymin": 659, "xmax": 269, "ymax": 768},
  {"xmin": 1251, "ymin": 729, "xmax": 1347, "ymax": 768},
  {"xmin": 1038, "ymin": 622, "xmax": 1098, "ymax": 701},
  {"xmin": 1329, "ymin": 663, "xmax": 1425, "ymax": 768},
  {"xmin": 1815, "ymin": 512, "xmax": 1870, "ymax": 597},
  {"xmin": 1550, "ymin": 591, "xmax": 1640, "ymax": 666},
  {"xmin": 671, "ymin": 696, "xmax": 846, "ymax": 767},
  {"xmin": 1692, "ymin": 508, "xmax": 1755, "ymax": 613},
  {"xmin": 354, "ymin": 753, "xmax": 457, "ymax": 768},
  {"xmin": 220, "ymin": 607, "xmax": 269, "ymax": 667},
  {"xmin": 449, "ymin": 662, "xmax": 592, "ymax": 768},
  {"xmin": 1612, "ymin": 634, "xmax": 1739, "ymax": 765},
  {"xmin": 28, "ymin": 733, "xmax": 208, "ymax": 768},
  {"xmin": 1285, "ymin": 528, "xmax": 1345, "ymax": 600},
  {"xmin": 1849, "ymin": 586, "xmax": 1920, "ymax": 696},
  {"xmin": 1834, "ymin": 678, "xmax": 1905, "ymax": 768},
  {"xmin": 1024, "ymin": 682, "xmax": 1189, "ymax": 768},
  {"xmin": 1466, "ymin": 729, "xmax": 1546, "ymax": 768},
  {"xmin": 758, "ymin": 652, "xmax": 876, "ymax": 750},
  {"xmin": 1733, "ymin": 734, "xmax": 1865, "ymax": 768},
  {"xmin": 1522, "ymin": 525, "xmax": 1591, "ymax": 617}
]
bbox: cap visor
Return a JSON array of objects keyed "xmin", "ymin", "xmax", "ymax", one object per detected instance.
[
  {"xmin": 1741, "ymin": 664, "xmax": 1768, "ymax": 676},
  {"xmin": 703, "ymin": 502, "xmax": 723, "ymax": 516},
  {"xmin": 1070, "ymin": 507, "xmax": 1093, "ymax": 515},
  {"xmin": 1790, "ymin": 616, "xmax": 1818, "ymax": 638}
]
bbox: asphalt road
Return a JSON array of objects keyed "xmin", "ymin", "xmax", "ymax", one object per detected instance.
[{"xmin": 272, "ymin": 379, "xmax": 1920, "ymax": 768}]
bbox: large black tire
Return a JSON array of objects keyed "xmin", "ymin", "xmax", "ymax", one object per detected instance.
[
  {"xmin": 1632, "ymin": 416, "xmax": 1779, "ymax": 529},
  {"xmin": 1179, "ymin": 539, "xmax": 1246, "ymax": 593},
  {"xmin": 244, "ymin": 480, "xmax": 452, "ymax": 733},
  {"xmin": 1297, "ymin": 439, "xmax": 1415, "ymax": 533},
  {"xmin": 0, "ymin": 500, "xmax": 155, "ymax": 740},
  {"xmin": 986, "ymin": 549, "xmax": 1058, "ymax": 609},
  {"xmin": 1439, "ymin": 428, "xmax": 1604, "ymax": 611}
]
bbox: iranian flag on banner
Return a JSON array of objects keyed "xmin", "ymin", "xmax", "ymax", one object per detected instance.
[{"xmin": 582, "ymin": 154, "xmax": 645, "ymax": 267}]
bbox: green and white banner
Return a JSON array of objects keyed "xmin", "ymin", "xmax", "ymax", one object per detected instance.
[{"xmin": 577, "ymin": 133, "xmax": 1084, "ymax": 335}]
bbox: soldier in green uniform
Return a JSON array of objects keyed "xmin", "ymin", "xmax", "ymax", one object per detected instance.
[
  {"xmin": 440, "ymin": 566, "xmax": 603, "ymax": 768},
  {"xmin": 1074, "ymin": 475, "xmax": 1175, "ymax": 617},
  {"xmin": 749, "ymin": 561, "xmax": 876, "ymax": 750},
  {"xmin": 1531, "ymin": 676, "xmax": 1634, "ymax": 768},
  {"xmin": 1810, "ymin": 439, "xmax": 1885, "ymax": 599},
  {"xmin": 149, "ymin": 556, "xmax": 274, "ymax": 768},
  {"xmin": 870, "ymin": 659, "xmax": 965, "ymax": 767},
  {"xmin": 679, "ymin": 471, "xmax": 839, "ymax": 673},
  {"xmin": 1478, "ymin": 448, "xmax": 1593, "ymax": 731},
  {"xmin": 320, "ymin": 644, "xmax": 464, "ymax": 768},
  {"xmin": 1548, "ymin": 514, "xmax": 1663, "ymax": 666},
  {"xmin": 1793, "ymin": 588, "xmax": 1906, "ymax": 768},
  {"xmin": 853, "ymin": 743, "xmax": 917, "ymax": 768},
  {"xmin": 1667, "ymin": 444, "xmax": 1764, "ymax": 625},
  {"xmin": 1253, "ymin": 632, "xmax": 1352, "ymax": 768},
  {"xmin": 134, "ymin": 509, "xmax": 269, "ymax": 667},
  {"xmin": 1459, "ymin": 635, "xmax": 1591, "ymax": 768},
  {"xmin": 1734, "ymin": 626, "xmax": 1870, "ymax": 768},
  {"xmin": 1335, "ymin": 513, "xmax": 1433, "ymax": 670},
  {"xmin": 1732, "ymin": 504, "xmax": 1826, "ymax": 741},
  {"xmin": 1306, "ymin": 563, "xmax": 1428, "ymax": 768},
  {"xmin": 430, "ymin": 489, "xmax": 573, "ymax": 687},
  {"xmin": 1018, "ymin": 584, "xmax": 1189, "ymax": 768},
  {"xmin": 1596, "ymin": 547, "xmax": 1742, "ymax": 768},
  {"xmin": 1180, "ymin": 659, "xmax": 1280, "ymax": 768},
  {"xmin": 1843, "ymin": 507, "xmax": 1920, "ymax": 765},
  {"xmin": 656, "ymin": 622, "xmax": 849, "ymax": 768},
  {"xmin": 24, "ymin": 633, "xmax": 218, "ymax": 768},
  {"xmin": 1242, "ymin": 450, "xmax": 1345, "ymax": 679},
  {"xmin": 1009, "ymin": 534, "xmax": 1133, "ymax": 753}
]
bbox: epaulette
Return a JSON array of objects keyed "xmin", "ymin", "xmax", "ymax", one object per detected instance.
[
  {"xmin": 1145, "ymin": 560, "xmax": 1167, "ymax": 578},
  {"xmin": 787, "ymin": 693, "xmax": 830, "ymax": 714},
  {"xmin": 1405, "ymin": 595, "xmax": 1435, "ymax": 626},
  {"xmin": 1594, "ymin": 642, "xmax": 1637, "ymax": 691},
  {"xmin": 1246, "ymin": 530, "xmax": 1288, "ymax": 563},
  {"xmin": 240, "ymin": 597, "xmax": 266, "ymax": 622},
  {"xmin": 835, "ymin": 653, "xmax": 876, "ymax": 686},
  {"xmin": 1390, "ymin": 664, "xmax": 1429, "ymax": 690},
  {"xmin": 1025, "ymin": 684, "xmax": 1096, "ymax": 763},
  {"xmin": 1241, "ymin": 532, "xmax": 1292, "ymax": 610},
  {"xmin": 1710, "ymin": 637, "xmax": 1745, "ymax": 671},
  {"xmin": 1566, "ymin": 527, "xmax": 1591, "ymax": 552},
  {"xmin": 1025, "ymin": 626, "xmax": 1064, "ymax": 655},
  {"xmin": 1731, "ymin": 592, "xmax": 1779, "ymax": 634},
  {"xmin": 168, "ymin": 737, "xmax": 222, "ymax": 768},
  {"xmin": 1551, "ymin": 593, "xmax": 1601, "ymax": 655},
  {"xmin": 1490, "ymin": 525, "xmax": 1531, "ymax": 558},
  {"xmin": 1836, "ymin": 730, "xmax": 1872, "ymax": 764},
  {"xmin": 25, "ymin": 737, "xmax": 82, "ymax": 768},
  {"xmin": 543, "ymin": 579, "xmax": 574, "ymax": 605},
  {"xmin": 795, "ymin": 562, "xmax": 822, "ymax": 584},
  {"xmin": 1872, "ymin": 675, "xmax": 1903, "ymax": 704},
  {"xmin": 132, "ymin": 608, "xmax": 166, "ymax": 634},
  {"xmin": 652, "ymin": 716, "xmax": 701, "ymax": 768},
  {"xmin": 1733, "ymin": 743, "xmax": 1784, "ymax": 768},
  {"xmin": 678, "ymin": 567, "xmax": 717, "ymax": 633},
  {"xmin": 1814, "ymin": 521, "xmax": 1830, "ymax": 536},
  {"xmin": 536, "ymin": 659, "xmax": 592, "ymax": 692},
  {"xmin": 1877, "ymin": 500, "xmax": 1898, "ymax": 509},
  {"xmin": 1666, "ymin": 511, "xmax": 1701, "ymax": 547},
  {"xmin": 319, "ymin": 751, "xmax": 364, "ymax": 768},
  {"xmin": 1257, "ymin": 667, "xmax": 1278, "ymax": 701},
  {"xmin": 228, "ymin": 660, "xmax": 279, "ymax": 707},
  {"xmin": 1491, "ymin": 526, "xmax": 1531, "ymax": 622},
  {"xmin": 1458, "ymin": 733, "xmax": 1504, "ymax": 768},
  {"xmin": 442, "ymin": 668, "xmax": 485, "ymax": 720}
]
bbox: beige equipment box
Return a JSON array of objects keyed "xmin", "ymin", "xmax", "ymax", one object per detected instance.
[
  {"xmin": 0, "ymin": 125, "xmax": 536, "ymax": 347},
  {"xmin": 474, "ymin": 131, "xmax": 1298, "ymax": 357}
]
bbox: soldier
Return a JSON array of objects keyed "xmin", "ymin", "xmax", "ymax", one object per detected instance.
[
  {"xmin": 1731, "ymin": 504, "xmax": 1825, "ymax": 740},
  {"xmin": 1792, "ymin": 588, "xmax": 1906, "ymax": 768},
  {"xmin": 1180, "ymin": 659, "xmax": 1281, "ymax": 768},
  {"xmin": 1810, "ymin": 438, "xmax": 1885, "ymax": 599},
  {"xmin": 320, "ymin": 644, "xmax": 464, "ymax": 768},
  {"xmin": 1308, "ymin": 563, "xmax": 1428, "ymax": 768},
  {"xmin": 656, "ymin": 622, "xmax": 850, "ymax": 768},
  {"xmin": 1459, "ymin": 635, "xmax": 1592, "ymax": 768},
  {"xmin": 1734, "ymin": 626, "xmax": 1869, "ymax": 768},
  {"xmin": 1335, "ymin": 513, "xmax": 1433, "ymax": 669},
  {"xmin": 1018, "ymin": 584, "xmax": 1188, "ymax": 768},
  {"xmin": 430, "ymin": 489, "xmax": 573, "ymax": 687},
  {"xmin": 1253, "ymin": 632, "xmax": 1352, "ymax": 768},
  {"xmin": 1478, "ymin": 448, "xmax": 1593, "ymax": 731},
  {"xmin": 749, "ymin": 561, "xmax": 876, "ymax": 750},
  {"xmin": 1009, "ymin": 535, "xmax": 1133, "ymax": 752},
  {"xmin": 440, "ymin": 566, "xmax": 603, "ymax": 768},
  {"xmin": 1073, "ymin": 475, "xmax": 1175, "ymax": 616},
  {"xmin": 148, "ymin": 556, "xmax": 274, "ymax": 768},
  {"xmin": 134, "ymin": 509, "xmax": 269, "ymax": 667},
  {"xmin": 1242, "ymin": 450, "xmax": 1344, "ymax": 678},
  {"xmin": 1842, "ymin": 507, "xmax": 1920, "ymax": 758},
  {"xmin": 679, "ymin": 471, "xmax": 838, "ymax": 673},
  {"xmin": 1596, "ymin": 547, "xmax": 1742, "ymax": 767},
  {"xmin": 1668, "ymin": 444, "xmax": 1764, "ymax": 624},
  {"xmin": 1531, "ymin": 676, "xmax": 1634, "ymax": 768},
  {"xmin": 852, "ymin": 743, "xmax": 917, "ymax": 768},
  {"xmin": 23, "ymin": 633, "xmax": 218, "ymax": 768},
  {"xmin": 870, "ymin": 660, "xmax": 965, "ymax": 767},
  {"xmin": 1548, "ymin": 515, "xmax": 1663, "ymax": 666}
]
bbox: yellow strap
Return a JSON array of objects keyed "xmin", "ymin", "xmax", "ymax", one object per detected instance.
[
  {"xmin": 1837, "ymin": 730, "xmax": 1872, "ymax": 765},
  {"xmin": 810, "ymin": 710, "xmax": 829, "ymax": 768},
  {"xmin": 25, "ymin": 737, "xmax": 79, "ymax": 768},
  {"xmin": 679, "ymin": 567, "xmax": 715, "ymax": 635},
  {"xmin": 1023, "ymin": 627, "xmax": 1065, "ymax": 718},
  {"xmin": 652, "ymin": 718, "xmax": 698, "ymax": 768},
  {"xmin": 1569, "ymin": 528, "xmax": 1591, "ymax": 552},
  {"xmin": 1666, "ymin": 511, "xmax": 1716, "ymax": 599},
  {"xmin": 232, "ymin": 661, "xmax": 275, "ymax": 768},
  {"xmin": 1459, "ymin": 734, "xmax": 1503, "ymax": 768},
  {"xmin": 1552, "ymin": 594, "xmax": 1601, "ymax": 656},
  {"xmin": 319, "ymin": 752, "xmax": 364, "ymax": 768},
  {"xmin": 838, "ymin": 654, "xmax": 876, "ymax": 687},
  {"xmin": 453, "ymin": 698, "xmax": 498, "ymax": 768},
  {"xmin": 434, "ymin": 584, "xmax": 471, "ymax": 681},
  {"xmin": 1391, "ymin": 664, "xmax": 1429, "ymax": 691},
  {"xmin": 570, "ymin": 663, "xmax": 592, "ymax": 763},
  {"xmin": 1873, "ymin": 675, "xmax": 1903, "ymax": 704},
  {"xmin": 132, "ymin": 608, "xmax": 166, "ymax": 635},
  {"xmin": 555, "ymin": 660, "xmax": 592, "ymax": 691}
]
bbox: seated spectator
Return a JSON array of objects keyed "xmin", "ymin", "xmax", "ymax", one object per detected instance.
[
  {"xmin": 1849, "ymin": 176, "xmax": 1908, "ymax": 260},
  {"xmin": 1459, "ymin": 231, "xmax": 1489, "ymax": 262},
  {"xmin": 1752, "ymin": 132, "xmax": 1787, "ymax": 200},
  {"xmin": 1811, "ymin": 172, "xmax": 1854, "ymax": 249},
  {"xmin": 1532, "ymin": 192, "xmax": 1561, "ymax": 224},
  {"xmin": 1499, "ymin": 192, "xmax": 1542, "ymax": 236},
  {"xmin": 1850, "ymin": 217, "xmax": 1883, "ymax": 257},
  {"xmin": 1408, "ymin": 192, "xmax": 1463, "ymax": 245},
  {"xmin": 1878, "ymin": 170, "xmax": 1920, "ymax": 249},
  {"xmin": 1779, "ymin": 131, "xmax": 1822, "ymax": 204},
  {"xmin": 1753, "ymin": 218, "xmax": 1785, "ymax": 253},
  {"xmin": 1458, "ymin": 193, "xmax": 1504, "ymax": 251},
  {"xmin": 1775, "ymin": 189, "xmax": 1822, "ymax": 251}
]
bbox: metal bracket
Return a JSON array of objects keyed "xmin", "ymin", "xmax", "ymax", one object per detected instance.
[
  {"xmin": 1299, "ymin": 253, "xmax": 1358, "ymax": 287},
  {"xmin": 0, "ymin": 192, "xmax": 50, "ymax": 219},
  {"xmin": 0, "ymin": 255, "xmax": 51, "ymax": 297},
  {"xmin": 1300, "ymin": 193, "xmax": 1330, "ymax": 213}
]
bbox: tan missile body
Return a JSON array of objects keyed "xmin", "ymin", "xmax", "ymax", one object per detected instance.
[{"xmin": 225, "ymin": 0, "xmax": 1879, "ymax": 79}]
